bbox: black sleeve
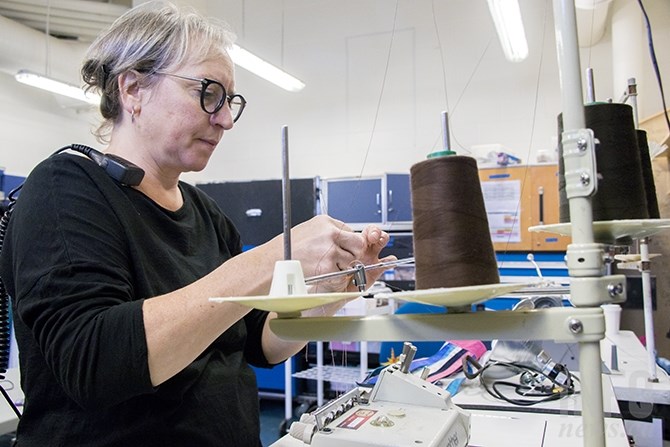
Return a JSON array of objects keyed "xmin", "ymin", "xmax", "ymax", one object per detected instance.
[
  {"xmin": 8, "ymin": 157, "xmax": 154, "ymax": 409},
  {"xmin": 243, "ymin": 309, "xmax": 273, "ymax": 368}
]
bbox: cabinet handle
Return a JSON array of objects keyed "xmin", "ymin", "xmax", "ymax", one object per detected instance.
[
  {"xmin": 538, "ymin": 187, "xmax": 544, "ymax": 225},
  {"xmin": 388, "ymin": 189, "xmax": 394, "ymax": 212},
  {"xmin": 246, "ymin": 208, "xmax": 263, "ymax": 217},
  {"xmin": 376, "ymin": 193, "xmax": 382, "ymax": 214}
]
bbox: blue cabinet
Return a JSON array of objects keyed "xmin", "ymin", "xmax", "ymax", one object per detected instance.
[
  {"xmin": 324, "ymin": 174, "xmax": 412, "ymax": 230},
  {"xmin": 385, "ymin": 174, "xmax": 412, "ymax": 222},
  {"xmin": 251, "ymin": 359, "xmax": 297, "ymax": 397},
  {"xmin": 325, "ymin": 177, "xmax": 383, "ymax": 224}
]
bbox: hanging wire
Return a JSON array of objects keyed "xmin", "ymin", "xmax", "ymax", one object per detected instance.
[
  {"xmin": 431, "ymin": 0, "xmax": 450, "ymax": 129},
  {"xmin": 355, "ymin": 0, "xmax": 400, "ymax": 181},
  {"xmin": 432, "ymin": 38, "xmax": 494, "ymax": 155},
  {"xmin": 429, "ymin": 1, "xmax": 494, "ymax": 155},
  {"xmin": 637, "ymin": 0, "xmax": 670, "ymax": 134},
  {"xmin": 281, "ymin": 0, "xmax": 285, "ymax": 68},
  {"xmin": 311, "ymin": 0, "xmax": 402, "ymax": 276},
  {"xmin": 586, "ymin": 0, "xmax": 596, "ymax": 70},
  {"xmin": 500, "ymin": 0, "xmax": 550, "ymax": 256},
  {"xmin": 240, "ymin": 0, "xmax": 246, "ymax": 39},
  {"xmin": 45, "ymin": 0, "xmax": 52, "ymax": 77}
]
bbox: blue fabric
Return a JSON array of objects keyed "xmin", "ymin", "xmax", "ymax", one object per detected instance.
[{"xmin": 445, "ymin": 378, "xmax": 465, "ymax": 396}]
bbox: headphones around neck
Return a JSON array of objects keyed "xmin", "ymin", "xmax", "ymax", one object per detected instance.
[{"xmin": 60, "ymin": 144, "xmax": 145, "ymax": 186}]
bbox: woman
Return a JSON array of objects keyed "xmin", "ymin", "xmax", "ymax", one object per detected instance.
[{"xmin": 0, "ymin": 2, "xmax": 393, "ymax": 445}]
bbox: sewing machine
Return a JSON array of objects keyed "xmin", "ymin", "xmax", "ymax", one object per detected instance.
[{"xmin": 284, "ymin": 343, "xmax": 470, "ymax": 447}]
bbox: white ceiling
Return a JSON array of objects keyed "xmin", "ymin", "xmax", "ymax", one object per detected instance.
[
  {"xmin": 0, "ymin": 0, "xmax": 613, "ymax": 46},
  {"xmin": 0, "ymin": 0, "xmax": 129, "ymax": 42}
]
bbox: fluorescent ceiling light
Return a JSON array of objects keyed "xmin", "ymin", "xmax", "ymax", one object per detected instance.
[
  {"xmin": 229, "ymin": 44, "xmax": 306, "ymax": 92},
  {"xmin": 487, "ymin": 0, "xmax": 529, "ymax": 62},
  {"xmin": 15, "ymin": 70, "xmax": 100, "ymax": 105}
]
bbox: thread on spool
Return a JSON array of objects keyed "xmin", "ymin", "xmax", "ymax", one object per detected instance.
[
  {"xmin": 558, "ymin": 103, "xmax": 649, "ymax": 222},
  {"xmin": 410, "ymin": 155, "xmax": 499, "ymax": 290},
  {"xmin": 637, "ymin": 129, "xmax": 660, "ymax": 219}
]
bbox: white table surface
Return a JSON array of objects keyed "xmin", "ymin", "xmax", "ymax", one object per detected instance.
[{"xmin": 601, "ymin": 330, "xmax": 670, "ymax": 405}]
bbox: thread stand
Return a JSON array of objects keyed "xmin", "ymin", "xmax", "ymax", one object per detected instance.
[
  {"xmin": 619, "ymin": 77, "xmax": 659, "ymax": 383},
  {"xmin": 615, "ymin": 237, "xmax": 660, "ymax": 382},
  {"xmin": 271, "ymin": 2, "xmax": 616, "ymax": 446},
  {"xmin": 532, "ymin": 221, "xmax": 670, "ymax": 385}
]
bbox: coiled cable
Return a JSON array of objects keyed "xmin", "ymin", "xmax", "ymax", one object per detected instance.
[{"xmin": 0, "ymin": 183, "xmax": 22, "ymax": 418}]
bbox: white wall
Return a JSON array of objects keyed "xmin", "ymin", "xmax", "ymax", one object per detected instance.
[
  {"xmin": 0, "ymin": 0, "xmax": 668, "ymax": 184},
  {"xmin": 0, "ymin": 73, "xmax": 99, "ymax": 176}
]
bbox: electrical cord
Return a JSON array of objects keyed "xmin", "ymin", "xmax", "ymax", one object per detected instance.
[
  {"xmin": 0, "ymin": 185, "xmax": 21, "ymax": 418},
  {"xmin": 463, "ymin": 355, "xmax": 579, "ymax": 407}
]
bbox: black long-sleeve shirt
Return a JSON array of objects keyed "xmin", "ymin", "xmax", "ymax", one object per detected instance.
[{"xmin": 0, "ymin": 153, "xmax": 271, "ymax": 446}]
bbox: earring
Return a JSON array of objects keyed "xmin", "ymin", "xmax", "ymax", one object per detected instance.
[{"xmin": 130, "ymin": 108, "xmax": 136, "ymax": 123}]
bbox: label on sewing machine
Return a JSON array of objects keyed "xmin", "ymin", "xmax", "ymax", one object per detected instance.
[{"xmin": 337, "ymin": 409, "xmax": 377, "ymax": 430}]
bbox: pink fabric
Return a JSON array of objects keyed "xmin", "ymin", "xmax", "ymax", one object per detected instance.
[
  {"xmin": 426, "ymin": 340, "xmax": 488, "ymax": 382},
  {"xmin": 452, "ymin": 339, "xmax": 487, "ymax": 358}
]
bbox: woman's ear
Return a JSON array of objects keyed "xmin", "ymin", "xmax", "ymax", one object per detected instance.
[{"xmin": 117, "ymin": 70, "xmax": 143, "ymax": 113}]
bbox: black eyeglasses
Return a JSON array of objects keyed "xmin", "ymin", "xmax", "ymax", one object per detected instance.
[{"xmin": 157, "ymin": 72, "xmax": 246, "ymax": 122}]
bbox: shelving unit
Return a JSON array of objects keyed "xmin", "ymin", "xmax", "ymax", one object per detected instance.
[
  {"xmin": 292, "ymin": 365, "xmax": 363, "ymax": 389},
  {"xmin": 292, "ymin": 296, "xmax": 395, "ymax": 406}
]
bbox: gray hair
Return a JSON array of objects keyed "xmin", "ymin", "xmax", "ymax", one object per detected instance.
[{"xmin": 81, "ymin": 0, "xmax": 236, "ymax": 142}]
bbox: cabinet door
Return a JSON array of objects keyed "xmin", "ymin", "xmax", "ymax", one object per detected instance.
[
  {"xmin": 530, "ymin": 165, "xmax": 571, "ymax": 250},
  {"xmin": 325, "ymin": 178, "xmax": 383, "ymax": 224},
  {"xmin": 386, "ymin": 174, "xmax": 412, "ymax": 222}
]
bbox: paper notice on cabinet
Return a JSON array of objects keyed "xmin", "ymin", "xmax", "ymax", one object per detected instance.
[{"xmin": 481, "ymin": 180, "xmax": 521, "ymax": 243}]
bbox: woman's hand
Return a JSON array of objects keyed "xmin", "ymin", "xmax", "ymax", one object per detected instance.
[
  {"xmin": 302, "ymin": 221, "xmax": 396, "ymax": 294},
  {"xmin": 286, "ymin": 215, "xmax": 358, "ymax": 276},
  {"xmin": 261, "ymin": 220, "xmax": 396, "ymax": 361},
  {"xmin": 345, "ymin": 225, "xmax": 397, "ymax": 292}
]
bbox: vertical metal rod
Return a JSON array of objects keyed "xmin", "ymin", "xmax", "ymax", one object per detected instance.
[
  {"xmin": 360, "ymin": 341, "xmax": 368, "ymax": 383},
  {"xmin": 640, "ymin": 238, "xmax": 658, "ymax": 382},
  {"xmin": 553, "ymin": 0, "xmax": 594, "ymax": 247},
  {"xmin": 553, "ymin": 1, "xmax": 605, "ymax": 445},
  {"xmin": 627, "ymin": 78, "xmax": 639, "ymax": 127},
  {"xmin": 579, "ymin": 341, "xmax": 606, "ymax": 446},
  {"xmin": 281, "ymin": 124, "xmax": 293, "ymax": 421},
  {"xmin": 282, "ymin": 125, "xmax": 292, "ymax": 261},
  {"xmin": 585, "ymin": 68, "xmax": 595, "ymax": 103},
  {"xmin": 441, "ymin": 111, "xmax": 450, "ymax": 152},
  {"xmin": 317, "ymin": 341, "xmax": 324, "ymax": 406}
]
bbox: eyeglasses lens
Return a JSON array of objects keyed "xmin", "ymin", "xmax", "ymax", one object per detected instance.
[{"xmin": 202, "ymin": 82, "xmax": 225, "ymax": 114}]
